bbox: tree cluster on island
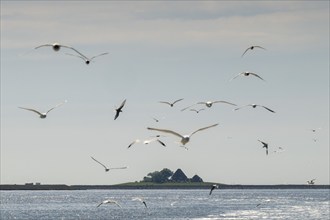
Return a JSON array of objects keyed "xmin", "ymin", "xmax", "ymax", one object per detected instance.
[{"xmin": 141, "ymin": 168, "xmax": 203, "ymax": 184}]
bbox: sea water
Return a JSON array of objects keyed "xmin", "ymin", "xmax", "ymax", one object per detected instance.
[{"xmin": 1, "ymin": 189, "xmax": 329, "ymax": 219}]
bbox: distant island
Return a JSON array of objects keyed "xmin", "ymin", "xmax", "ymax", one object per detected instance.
[{"xmin": 1, "ymin": 168, "xmax": 329, "ymax": 190}]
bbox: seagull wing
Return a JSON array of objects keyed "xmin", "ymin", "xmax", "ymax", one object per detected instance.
[
  {"xmin": 229, "ymin": 73, "xmax": 243, "ymax": 81},
  {"xmin": 91, "ymin": 156, "xmax": 108, "ymax": 170},
  {"xmin": 46, "ymin": 101, "xmax": 66, "ymax": 114},
  {"xmin": 147, "ymin": 127, "xmax": 184, "ymax": 139},
  {"xmin": 18, "ymin": 107, "xmax": 43, "ymax": 116},
  {"xmin": 118, "ymin": 99, "xmax": 126, "ymax": 111},
  {"xmin": 128, "ymin": 139, "xmax": 140, "ymax": 149},
  {"xmin": 254, "ymin": 46, "xmax": 266, "ymax": 50},
  {"xmin": 90, "ymin": 52, "xmax": 109, "ymax": 60},
  {"xmin": 241, "ymin": 47, "xmax": 251, "ymax": 57},
  {"xmin": 65, "ymin": 53, "xmax": 86, "ymax": 61},
  {"xmin": 250, "ymin": 73, "xmax": 265, "ymax": 81},
  {"xmin": 34, "ymin": 44, "xmax": 53, "ymax": 49},
  {"xmin": 156, "ymin": 139, "xmax": 166, "ymax": 147},
  {"xmin": 258, "ymin": 140, "xmax": 268, "ymax": 148},
  {"xmin": 181, "ymin": 103, "xmax": 197, "ymax": 111},
  {"xmin": 172, "ymin": 98, "xmax": 184, "ymax": 105},
  {"xmin": 114, "ymin": 111, "xmax": 120, "ymax": 120},
  {"xmin": 234, "ymin": 105, "xmax": 250, "ymax": 111},
  {"xmin": 260, "ymin": 105, "xmax": 275, "ymax": 113},
  {"xmin": 213, "ymin": 100, "xmax": 237, "ymax": 106},
  {"xmin": 159, "ymin": 101, "xmax": 171, "ymax": 106},
  {"xmin": 60, "ymin": 45, "xmax": 88, "ymax": 59},
  {"xmin": 97, "ymin": 202, "xmax": 104, "ymax": 208},
  {"xmin": 189, "ymin": 123, "xmax": 219, "ymax": 137},
  {"xmin": 109, "ymin": 166, "xmax": 128, "ymax": 170}
]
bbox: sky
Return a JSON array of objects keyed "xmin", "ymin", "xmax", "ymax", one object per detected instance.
[{"xmin": 1, "ymin": 1, "xmax": 329, "ymax": 185}]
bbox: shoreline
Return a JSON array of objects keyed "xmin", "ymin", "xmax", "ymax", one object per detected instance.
[{"xmin": 1, "ymin": 184, "xmax": 329, "ymax": 191}]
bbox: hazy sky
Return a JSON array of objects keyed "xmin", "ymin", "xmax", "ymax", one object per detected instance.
[{"xmin": 1, "ymin": 1, "xmax": 329, "ymax": 185}]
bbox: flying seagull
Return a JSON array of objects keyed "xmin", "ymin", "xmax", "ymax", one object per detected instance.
[
  {"xmin": 159, "ymin": 98, "xmax": 184, "ymax": 107},
  {"xmin": 181, "ymin": 100, "xmax": 236, "ymax": 111},
  {"xmin": 190, "ymin": 108, "xmax": 205, "ymax": 113},
  {"xmin": 147, "ymin": 123, "xmax": 219, "ymax": 146},
  {"xmin": 35, "ymin": 42, "xmax": 85, "ymax": 55},
  {"xmin": 90, "ymin": 156, "xmax": 128, "ymax": 172},
  {"xmin": 307, "ymin": 179, "xmax": 316, "ymax": 185},
  {"xmin": 114, "ymin": 99, "xmax": 126, "ymax": 120},
  {"xmin": 127, "ymin": 138, "xmax": 166, "ymax": 149},
  {"xmin": 258, "ymin": 140, "xmax": 269, "ymax": 155},
  {"xmin": 230, "ymin": 71, "xmax": 265, "ymax": 81},
  {"xmin": 209, "ymin": 184, "xmax": 219, "ymax": 195},
  {"xmin": 65, "ymin": 52, "xmax": 109, "ymax": 65},
  {"xmin": 97, "ymin": 199, "xmax": 122, "ymax": 208},
  {"xmin": 241, "ymin": 45, "xmax": 266, "ymax": 57},
  {"xmin": 234, "ymin": 104, "xmax": 275, "ymax": 113},
  {"xmin": 132, "ymin": 197, "xmax": 147, "ymax": 208},
  {"xmin": 18, "ymin": 100, "xmax": 67, "ymax": 119}
]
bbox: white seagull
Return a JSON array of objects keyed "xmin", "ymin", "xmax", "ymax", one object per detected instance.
[
  {"xmin": 159, "ymin": 98, "xmax": 184, "ymax": 107},
  {"xmin": 18, "ymin": 100, "xmax": 67, "ymax": 119},
  {"xmin": 147, "ymin": 123, "xmax": 219, "ymax": 146},
  {"xmin": 127, "ymin": 138, "xmax": 166, "ymax": 149},
  {"xmin": 241, "ymin": 45, "xmax": 266, "ymax": 57},
  {"xmin": 181, "ymin": 100, "xmax": 236, "ymax": 111},
  {"xmin": 65, "ymin": 52, "xmax": 109, "ymax": 65},
  {"xmin": 132, "ymin": 197, "xmax": 148, "ymax": 208},
  {"xmin": 307, "ymin": 179, "xmax": 316, "ymax": 185},
  {"xmin": 97, "ymin": 199, "xmax": 122, "ymax": 208},
  {"xmin": 114, "ymin": 99, "xmax": 126, "ymax": 120},
  {"xmin": 91, "ymin": 156, "xmax": 128, "ymax": 172},
  {"xmin": 209, "ymin": 184, "xmax": 219, "ymax": 195},
  {"xmin": 230, "ymin": 71, "xmax": 265, "ymax": 81},
  {"xmin": 35, "ymin": 42, "xmax": 84, "ymax": 55},
  {"xmin": 234, "ymin": 104, "xmax": 275, "ymax": 113}
]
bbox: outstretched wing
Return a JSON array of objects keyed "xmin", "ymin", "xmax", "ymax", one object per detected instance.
[
  {"xmin": 172, "ymin": 98, "xmax": 184, "ymax": 105},
  {"xmin": 46, "ymin": 101, "xmax": 67, "ymax": 114},
  {"xmin": 147, "ymin": 127, "xmax": 184, "ymax": 139},
  {"xmin": 91, "ymin": 156, "xmax": 108, "ymax": 170},
  {"xmin": 254, "ymin": 46, "xmax": 266, "ymax": 50},
  {"xmin": 229, "ymin": 73, "xmax": 243, "ymax": 81},
  {"xmin": 241, "ymin": 47, "xmax": 252, "ymax": 57},
  {"xmin": 190, "ymin": 123, "xmax": 219, "ymax": 137},
  {"xmin": 18, "ymin": 107, "xmax": 43, "ymax": 116},
  {"xmin": 250, "ymin": 73, "xmax": 265, "ymax": 81},
  {"xmin": 181, "ymin": 103, "xmax": 197, "ymax": 111},
  {"xmin": 257, "ymin": 140, "xmax": 268, "ymax": 147},
  {"xmin": 118, "ymin": 99, "xmax": 126, "ymax": 111},
  {"xmin": 60, "ymin": 45, "xmax": 88, "ymax": 59},
  {"xmin": 65, "ymin": 53, "xmax": 86, "ymax": 61},
  {"xmin": 260, "ymin": 105, "xmax": 275, "ymax": 113},
  {"xmin": 213, "ymin": 100, "xmax": 237, "ymax": 106},
  {"xmin": 159, "ymin": 101, "xmax": 171, "ymax": 106},
  {"xmin": 128, "ymin": 139, "xmax": 140, "ymax": 149},
  {"xmin": 109, "ymin": 166, "xmax": 128, "ymax": 170},
  {"xmin": 34, "ymin": 44, "xmax": 53, "ymax": 49},
  {"xmin": 90, "ymin": 52, "xmax": 109, "ymax": 60},
  {"xmin": 156, "ymin": 139, "xmax": 166, "ymax": 147}
]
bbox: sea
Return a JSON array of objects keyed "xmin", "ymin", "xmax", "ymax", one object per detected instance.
[{"xmin": 0, "ymin": 189, "xmax": 329, "ymax": 220}]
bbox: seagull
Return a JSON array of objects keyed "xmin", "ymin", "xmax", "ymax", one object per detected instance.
[
  {"xmin": 209, "ymin": 184, "xmax": 219, "ymax": 195},
  {"xmin": 65, "ymin": 52, "xmax": 109, "ymax": 65},
  {"xmin": 258, "ymin": 140, "xmax": 269, "ymax": 155},
  {"xmin": 18, "ymin": 100, "xmax": 67, "ymax": 119},
  {"xmin": 241, "ymin": 45, "xmax": 266, "ymax": 57},
  {"xmin": 35, "ymin": 42, "xmax": 85, "ymax": 55},
  {"xmin": 230, "ymin": 71, "xmax": 265, "ymax": 81},
  {"xmin": 159, "ymin": 98, "xmax": 184, "ymax": 107},
  {"xmin": 147, "ymin": 123, "xmax": 218, "ymax": 146},
  {"xmin": 190, "ymin": 108, "xmax": 205, "ymax": 113},
  {"xmin": 234, "ymin": 104, "xmax": 275, "ymax": 113},
  {"xmin": 97, "ymin": 199, "xmax": 122, "ymax": 208},
  {"xmin": 181, "ymin": 100, "xmax": 236, "ymax": 111},
  {"xmin": 127, "ymin": 138, "xmax": 166, "ymax": 149},
  {"xmin": 90, "ymin": 156, "xmax": 128, "ymax": 172},
  {"xmin": 132, "ymin": 197, "xmax": 147, "ymax": 208},
  {"xmin": 114, "ymin": 99, "xmax": 126, "ymax": 120},
  {"xmin": 307, "ymin": 179, "xmax": 316, "ymax": 185}
]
